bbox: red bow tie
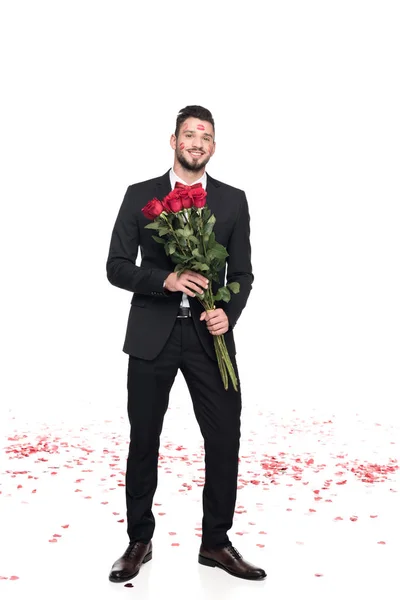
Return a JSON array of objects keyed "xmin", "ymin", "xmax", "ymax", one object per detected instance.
[{"xmin": 174, "ymin": 181, "xmax": 203, "ymax": 191}]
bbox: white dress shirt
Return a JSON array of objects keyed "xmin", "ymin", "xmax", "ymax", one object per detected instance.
[{"xmin": 168, "ymin": 168, "xmax": 207, "ymax": 308}]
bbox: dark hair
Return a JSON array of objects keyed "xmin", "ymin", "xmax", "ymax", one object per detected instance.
[{"xmin": 175, "ymin": 105, "xmax": 215, "ymax": 137}]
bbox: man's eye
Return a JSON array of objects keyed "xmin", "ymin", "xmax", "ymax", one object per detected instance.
[{"xmin": 185, "ymin": 133, "xmax": 193, "ymax": 137}]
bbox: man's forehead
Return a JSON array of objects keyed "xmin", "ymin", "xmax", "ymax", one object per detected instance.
[{"xmin": 181, "ymin": 118, "xmax": 214, "ymax": 134}]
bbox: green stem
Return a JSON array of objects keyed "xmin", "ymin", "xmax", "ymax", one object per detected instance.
[
  {"xmin": 214, "ymin": 336, "xmax": 228, "ymax": 390},
  {"xmin": 216, "ymin": 334, "xmax": 238, "ymax": 391},
  {"xmin": 160, "ymin": 213, "xmax": 186, "ymax": 255}
]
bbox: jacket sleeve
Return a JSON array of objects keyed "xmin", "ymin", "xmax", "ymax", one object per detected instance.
[
  {"xmin": 106, "ymin": 186, "xmax": 172, "ymax": 295},
  {"xmin": 223, "ymin": 191, "xmax": 254, "ymax": 329}
]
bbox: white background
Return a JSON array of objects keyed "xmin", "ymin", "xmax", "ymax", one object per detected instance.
[{"xmin": 1, "ymin": 0, "xmax": 399, "ymax": 424}]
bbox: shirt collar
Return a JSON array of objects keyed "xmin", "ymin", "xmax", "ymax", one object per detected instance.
[{"xmin": 169, "ymin": 167, "xmax": 207, "ymax": 190}]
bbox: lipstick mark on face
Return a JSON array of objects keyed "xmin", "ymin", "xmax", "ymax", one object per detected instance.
[
  {"xmin": 182, "ymin": 122, "xmax": 189, "ymax": 132},
  {"xmin": 197, "ymin": 124, "xmax": 205, "ymax": 130},
  {"xmin": 179, "ymin": 142, "xmax": 185, "ymax": 150}
]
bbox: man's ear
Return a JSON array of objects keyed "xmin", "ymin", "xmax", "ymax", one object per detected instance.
[{"xmin": 170, "ymin": 134, "xmax": 177, "ymax": 150}]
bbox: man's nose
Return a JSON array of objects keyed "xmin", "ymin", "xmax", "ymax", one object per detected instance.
[{"xmin": 192, "ymin": 136, "xmax": 203, "ymax": 148}]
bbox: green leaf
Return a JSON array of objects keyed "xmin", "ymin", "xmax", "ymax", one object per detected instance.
[
  {"xmin": 151, "ymin": 235, "xmax": 165, "ymax": 244},
  {"xmin": 158, "ymin": 226, "xmax": 170, "ymax": 237},
  {"xmin": 182, "ymin": 225, "xmax": 193, "ymax": 238},
  {"xmin": 189, "ymin": 235, "xmax": 200, "ymax": 245},
  {"xmin": 207, "ymin": 243, "xmax": 229, "ymax": 261},
  {"xmin": 192, "ymin": 261, "xmax": 210, "ymax": 272},
  {"xmin": 207, "ymin": 231, "xmax": 216, "ymax": 247},
  {"xmin": 227, "ymin": 282, "xmax": 240, "ymax": 294},
  {"xmin": 173, "ymin": 251, "xmax": 191, "ymax": 261},
  {"xmin": 144, "ymin": 222, "xmax": 160, "ymax": 230},
  {"xmin": 170, "ymin": 254, "xmax": 181, "ymax": 264},
  {"xmin": 217, "ymin": 286, "xmax": 231, "ymax": 302},
  {"xmin": 204, "ymin": 214, "xmax": 216, "ymax": 235},
  {"xmin": 192, "ymin": 248, "xmax": 206, "ymax": 261},
  {"xmin": 165, "ymin": 242, "xmax": 176, "ymax": 255},
  {"xmin": 202, "ymin": 208, "xmax": 211, "ymax": 221}
]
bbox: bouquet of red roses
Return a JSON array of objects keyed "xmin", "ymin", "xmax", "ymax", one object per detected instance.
[{"xmin": 142, "ymin": 183, "xmax": 240, "ymax": 391}]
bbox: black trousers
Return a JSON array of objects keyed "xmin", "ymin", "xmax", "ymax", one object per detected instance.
[{"xmin": 125, "ymin": 316, "xmax": 242, "ymax": 549}]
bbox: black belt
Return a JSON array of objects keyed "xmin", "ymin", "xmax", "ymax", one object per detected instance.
[{"xmin": 177, "ymin": 306, "xmax": 192, "ymax": 318}]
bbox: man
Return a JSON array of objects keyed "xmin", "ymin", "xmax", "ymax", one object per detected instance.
[{"xmin": 106, "ymin": 105, "xmax": 266, "ymax": 581}]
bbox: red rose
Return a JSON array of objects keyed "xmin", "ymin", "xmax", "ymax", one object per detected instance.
[
  {"xmin": 142, "ymin": 198, "xmax": 164, "ymax": 220},
  {"xmin": 191, "ymin": 187, "xmax": 207, "ymax": 208},
  {"xmin": 172, "ymin": 187, "xmax": 193, "ymax": 209},
  {"xmin": 180, "ymin": 192, "xmax": 194, "ymax": 209},
  {"xmin": 163, "ymin": 189, "xmax": 183, "ymax": 213}
]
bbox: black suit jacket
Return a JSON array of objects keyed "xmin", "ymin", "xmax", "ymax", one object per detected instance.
[{"xmin": 106, "ymin": 170, "xmax": 254, "ymax": 361}]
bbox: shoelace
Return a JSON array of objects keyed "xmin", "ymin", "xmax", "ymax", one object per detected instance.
[
  {"xmin": 123, "ymin": 542, "xmax": 141, "ymax": 559},
  {"xmin": 226, "ymin": 545, "xmax": 243, "ymax": 560}
]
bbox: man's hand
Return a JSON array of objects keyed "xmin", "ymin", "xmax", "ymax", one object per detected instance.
[
  {"xmin": 200, "ymin": 308, "xmax": 229, "ymax": 335},
  {"xmin": 164, "ymin": 270, "xmax": 209, "ymax": 296}
]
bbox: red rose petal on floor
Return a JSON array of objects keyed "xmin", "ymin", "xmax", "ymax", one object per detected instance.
[
  {"xmin": 53, "ymin": 534, "xmax": 62, "ymax": 538},
  {"xmin": 370, "ymin": 515, "xmax": 378, "ymax": 518},
  {"xmin": 168, "ymin": 532, "xmax": 176, "ymax": 535},
  {"xmin": 10, "ymin": 576, "xmax": 19, "ymax": 580},
  {"xmin": 101, "ymin": 502, "xmax": 108, "ymax": 505},
  {"xmin": 158, "ymin": 512, "xmax": 166, "ymax": 516},
  {"xmin": 258, "ymin": 531, "xmax": 267, "ymax": 535},
  {"xmin": 350, "ymin": 516, "xmax": 358, "ymax": 522},
  {"xmin": 112, "ymin": 512, "xmax": 119, "ymax": 515},
  {"xmin": 296, "ymin": 541, "xmax": 304, "ymax": 545},
  {"xmin": 195, "ymin": 533, "xmax": 202, "ymax": 537},
  {"xmin": 309, "ymin": 509, "xmax": 316, "ymax": 513},
  {"xmin": 117, "ymin": 519, "xmax": 124, "ymax": 523},
  {"xmin": 256, "ymin": 544, "xmax": 265, "ymax": 548},
  {"xmin": 0, "ymin": 576, "xmax": 9, "ymax": 580},
  {"xmin": 49, "ymin": 539, "xmax": 57, "ymax": 543},
  {"xmin": 61, "ymin": 525, "xmax": 69, "ymax": 528},
  {"xmin": 171, "ymin": 543, "xmax": 180, "ymax": 546},
  {"xmin": 124, "ymin": 583, "xmax": 134, "ymax": 587},
  {"xmin": 315, "ymin": 573, "xmax": 324, "ymax": 577},
  {"xmin": 377, "ymin": 541, "xmax": 386, "ymax": 545}
]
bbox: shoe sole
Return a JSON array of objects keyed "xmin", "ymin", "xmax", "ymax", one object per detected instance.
[
  {"xmin": 109, "ymin": 551, "xmax": 152, "ymax": 583},
  {"xmin": 198, "ymin": 554, "xmax": 266, "ymax": 580}
]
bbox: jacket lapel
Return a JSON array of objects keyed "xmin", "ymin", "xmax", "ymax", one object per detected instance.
[
  {"xmin": 205, "ymin": 172, "xmax": 222, "ymax": 214},
  {"xmin": 155, "ymin": 170, "xmax": 172, "ymax": 201}
]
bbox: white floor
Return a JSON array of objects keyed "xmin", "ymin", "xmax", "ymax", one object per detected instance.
[{"xmin": 0, "ymin": 393, "xmax": 399, "ymax": 600}]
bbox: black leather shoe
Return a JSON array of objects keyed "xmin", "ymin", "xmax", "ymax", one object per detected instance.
[
  {"xmin": 109, "ymin": 540, "xmax": 152, "ymax": 583},
  {"xmin": 198, "ymin": 543, "xmax": 266, "ymax": 580}
]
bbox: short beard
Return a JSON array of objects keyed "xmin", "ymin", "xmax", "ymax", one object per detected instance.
[{"xmin": 176, "ymin": 150, "xmax": 210, "ymax": 173}]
